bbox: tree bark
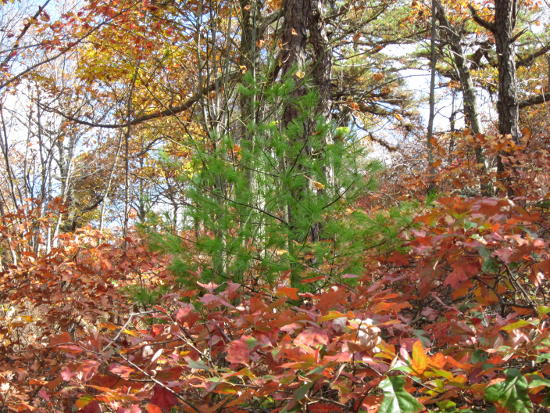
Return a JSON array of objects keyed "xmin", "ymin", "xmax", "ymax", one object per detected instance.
[
  {"xmin": 280, "ymin": 0, "xmax": 332, "ymax": 284},
  {"xmin": 470, "ymin": 0, "xmax": 521, "ymax": 195},
  {"xmin": 426, "ymin": 0, "xmax": 438, "ymax": 193},
  {"xmin": 434, "ymin": 0, "xmax": 490, "ymax": 194},
  {"xmin": 494, "ymin": 0, "xmax": 520, "ymax": 143}
]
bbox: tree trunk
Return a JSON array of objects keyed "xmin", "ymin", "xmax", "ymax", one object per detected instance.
[
  {"xmin": 426, "ymin": 0, "xmax": 438, "ymax": 193},
  {"xmin": 494, "ymin": 0, "xmax": 520, "ymax": 196},
  {"xmin": 280, "ymin": 0, "xmax": 332, "ymax": 285},
  {"xmin": 281, "ymin": 0, "xmax": 312, "ymax": 286},
  {"xmin": 470, "ymin": 0, "xmax": 521, "ymax": 195},
  {"xmin": 434, "ymin": 0, "xmax": 490, "ymax": 194},
  {"xmin": 309, "ymin": 0, "xmax": 333, "ymax": 243},
  {"xmin": 494, "ymin": 0, "xmax": 520, "ymax": 143}
]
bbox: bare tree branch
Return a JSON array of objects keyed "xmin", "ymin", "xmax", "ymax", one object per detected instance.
[
  {"xmin": 519, "ymin": 91, "xmax": 550, "ymax": 107},
  {"xmin": 42, "ymin": 71, "xmax": 241, "ymax": 129},
  {"xmin": 517, "ymin": 44, "xmax": 550, "ymax": 67},
  {"xmin": 468, "ymin": 4, "xmax": 496, "ymax": 33},
  {"xmin": 0, "ymin": 0, "xmax": 52, "ymax": 69}
]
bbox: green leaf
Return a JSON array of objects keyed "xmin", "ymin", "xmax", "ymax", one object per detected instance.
[
  {"xmin": 528, "ymin": 377, "xmax": 550, "ymax": 388},
  {"xmin": 478, "ymin": 246, "xmax": 499, "ymax": 273},
  {"xmin": 186, "ymin": 358, "xmax": 210, "ymax": 371},
  {"xmin": 484, "ymin": 368, "xmax": 533, "ymax": 413},
  {"xmin": 536, "ymin": 352, "xmax": 550, "ymax": 363},
  {"xmin": 500, "ymin": 320, "xmax": 533, "ymax": 331},
  {"xmin": 306, "ymin": 365, "xmax": 326, "ymax": 376},
  {"xmin": 527, "ymin": 377, "xmax": 550, "ymax": 407},
  {"xmin": 378, "ymin": 376, "xmax": 423, "ymax": 413},
  {"xmin": 435, "ymin": 400, "xmax": 456, "ymax": 410},
  {"xmin": 471, "ymin": 349, "xmax": 488, "ymax": 363},
  {"xmin": 293, "ymin": 381, "xmax": 313, "ymax": 401}
]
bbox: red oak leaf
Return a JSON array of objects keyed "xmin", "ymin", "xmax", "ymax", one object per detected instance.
[
  {"xmin": 294, "ymin": 328, "xmax": 329, "ymax": 347},
  {"xmin": 150, "ymin": 385, "xmax": 178, "ymax": 412},
  {"xmin": 227, "ymin": 338, "xmax": 250, "ymax": 365},
  {"xmin": 79, "ymin": 401, "xmax": 101, "ymax": 413}
]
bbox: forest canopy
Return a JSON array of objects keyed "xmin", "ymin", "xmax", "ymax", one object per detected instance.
[{"xmin": 0, "ymin": 0, "xmax": 549, "ymax": 412}]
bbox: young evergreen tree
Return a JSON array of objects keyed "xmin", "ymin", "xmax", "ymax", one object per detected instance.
[
  {"xmin": 141, "ymin": 0, "xmax": 419, "ymax": 294},
  {"xmin": 149, "ymin": 72, "xmax": 385, "ymax": 290}
]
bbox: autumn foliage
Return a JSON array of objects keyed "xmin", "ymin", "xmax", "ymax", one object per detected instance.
[
  {"xmin": 1, "ymin": 0, "xmax": 549, "ymax": 412},
  {"xmin": 1, "ymin": 187, "xmax": 548, "ymax": 412}
]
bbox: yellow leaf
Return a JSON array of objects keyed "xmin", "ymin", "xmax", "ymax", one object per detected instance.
[
  {"xmin": 500, "ymin": 319, "xmax": 532, "ymax": 331},
  {"xmin": 295, "ymin": 70, "xmax": 305, "ymax": 79},
  {"xmin": 374, "ymin": 340, "xmax": 395, "ymax": 359},
  {"xmin": 319, "ymin": 310, "xmax": 353, "ymax": 322},
  {"xmin": 312, "ymin": 181, "xmax": 325, "ymax": 190},
  {"xmin": 411, "ymin": 340, "xmax": 428, "ymax": 374}
]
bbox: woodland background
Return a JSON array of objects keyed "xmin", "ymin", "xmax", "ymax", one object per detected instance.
[{"xmin": 0, "ymin": 0, "xmax": 549, "ymax": 412}]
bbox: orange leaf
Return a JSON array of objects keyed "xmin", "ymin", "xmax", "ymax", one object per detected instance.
[
  {"xmin": 98, "ymin": 322, "xmax": 119, "ymax": 331},
  {"xmin": 146, "ymin": 404, "xmax": 162, "ymax": 413},
  {"xmin": 276, "ymin": 287, "xmax": 299, "ymax": 300},
  {"xmin": 445, "ymin": 356, "xmax": 473, "ymax": 371},
  {"xmin": 75, "ymin": 395, "xmax": 95, "ymax": 409},
  {"xmin": 429, "ymin": 352, "xmax": 446, "ymax": 369}
]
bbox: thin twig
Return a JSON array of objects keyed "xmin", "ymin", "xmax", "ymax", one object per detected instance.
[{"xmin": 118, "ymin": 352, "xmax": 202, "ymax": 413}]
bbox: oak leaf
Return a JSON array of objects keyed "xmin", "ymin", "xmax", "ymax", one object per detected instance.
[{"xmin": 227, "ymin": 338, "xmax": 250, "ymax": 365}]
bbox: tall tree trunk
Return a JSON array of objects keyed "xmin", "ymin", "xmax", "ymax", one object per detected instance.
[
  {"xmin": 494, "ymin": 0, "xmax": 520, "ymax": 143},
  {"xmin": 426, "ymin": 0, "xmax": 438, "ymax": 193},
  {"xmin": 280, "ymin": 0, "xmax": 331, "ymax": 285},
  {"xmin": 309, "ymin": 0, "xmax": 332, "ymax": 242},
  {"xmin": 236, "ymin": 0, "xmax": 259, "ymax": 268},
  {"xmin": 470, "ymin": 0, "xmax": 520, "ymax": 195},
  {"xmin": 494, "ymin": 0, "xmax": 520, "ymax": 196},
  {"xmin": 434, "ymin": 0, "xmax": 490, "ymax": 194},
  {"xmin": 281, "ymin": 0, "xmax": 312, "ymax": 286},
  {"xmin": 239, "ymin": 0, "xmax": 259, "ymax": 133}
]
